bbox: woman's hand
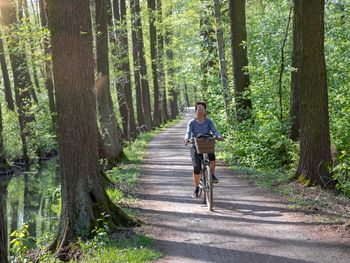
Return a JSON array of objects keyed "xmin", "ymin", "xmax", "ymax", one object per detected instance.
[{"xmin": 217, "ymin": 136, "xmax": 224, "ymax": 141}]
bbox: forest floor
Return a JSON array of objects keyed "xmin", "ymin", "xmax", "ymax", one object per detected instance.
[{"xmin": 132, "ymin": 110, "xmax": 350, "ymax": 263}]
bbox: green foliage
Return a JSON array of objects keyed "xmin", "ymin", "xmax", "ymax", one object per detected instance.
[
  {"xmin": 26, "ymin": 93, "xmax": 57, "ymax": 160},
  {"xmin": 80, "ymin": 214, "xmax": 161, "ymax": 263},
  {"xmin": 81, "ymin": 233, "xmax": 162, "ymax": 263},
  {"xmin": 2, "ymin": 106, "xmax": 22, "ymax": 160},
  {"xmin": 332, "ymin": 151, "xmax": 350, "ymax": 196},
  {"xmin": 325, "ymin": 1, "xmax": 350, "ymax": 195},
  {"xmin": 10, "ymin": 223, "xmax": 35, "ymax": 262}
]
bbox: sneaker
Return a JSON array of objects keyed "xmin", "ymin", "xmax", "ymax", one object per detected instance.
[
  {"xmin": 212, "ymin": 174, "xmax": 219, "ymax": 184},
  {"xmin": 192, "ymin": 187, "xmax": 199, "ymax": 198}
]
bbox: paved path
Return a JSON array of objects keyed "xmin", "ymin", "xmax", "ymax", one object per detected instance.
[{"xmin": 134, "ymin": 111, "xmax": 350, "ymax": 263}]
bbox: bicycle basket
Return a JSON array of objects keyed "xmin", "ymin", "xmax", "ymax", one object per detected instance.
[{"xmin": 194, "ymin": 137, "xmax": 215, "ymax": 154}]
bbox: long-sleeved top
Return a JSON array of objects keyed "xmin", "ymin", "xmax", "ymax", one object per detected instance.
[{"xmin": 184, "ymin": 118, "xmax": 221, "ymax": 142}]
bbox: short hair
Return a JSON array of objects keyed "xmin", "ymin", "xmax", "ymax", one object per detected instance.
[{"xmin": 195, "ymin": 101, "xmax": 206, "ymax": 110}]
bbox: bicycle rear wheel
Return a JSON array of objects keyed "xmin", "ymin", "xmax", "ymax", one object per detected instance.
[{"xmin": 204, "ymin": 165, "xmax": 213, "ymax": 211}]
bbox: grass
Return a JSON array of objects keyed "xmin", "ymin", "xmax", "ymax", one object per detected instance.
[{"xmin": 80, "ymin": 234, "xmax": 162, "ymax": 263}]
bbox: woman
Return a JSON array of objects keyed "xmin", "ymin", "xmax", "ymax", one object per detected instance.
[{"xmin": 184, "ymin": 102, "xmax": 224, "ymax": 198}]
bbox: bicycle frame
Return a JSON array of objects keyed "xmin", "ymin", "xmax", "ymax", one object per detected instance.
[{"xmin": 199, "ymin": 153, "xmax": 213, "ymax": 211}]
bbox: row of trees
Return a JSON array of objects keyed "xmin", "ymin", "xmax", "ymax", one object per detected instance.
[
  {"xmin": 1, "ymin": 0, "xmax": 349, "ymax": 260},
  {"xmin": 0, "ymin": 0, "xmax": 183, "ymax": 260},
  {"xmin": 196, "ymin": 0, "xmax": 342, "ymax": 188}
]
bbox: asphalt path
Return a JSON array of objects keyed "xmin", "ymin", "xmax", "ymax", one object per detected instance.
[{"xmin": 134, "ymin": 110, "xmax": 350, "ymax": 263}]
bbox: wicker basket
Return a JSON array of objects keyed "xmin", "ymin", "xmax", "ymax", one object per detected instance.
[{"xmin": 194, "ymin": 137, "xmax": 216, "ymax": 154}]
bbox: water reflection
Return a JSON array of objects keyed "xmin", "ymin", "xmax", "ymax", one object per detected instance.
[{"xmin": 5, "ymin": 159, "xmax": 60, "ymax": 248}]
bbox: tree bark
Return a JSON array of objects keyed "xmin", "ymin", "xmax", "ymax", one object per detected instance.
[
  {"xmin": 130, "ymin": 0, "xmax": 145, "ymax": 129},
  {"xmin": 111, "ymin": 0, "xmax": 129, "ymax": 140},
  {"xmin": 289, "ymin": 0, "xmax": 301, "ymax": 141},
  {"xmin": 120, "ymin": 0, "xmax": 137, "ymax": 138},
  {"xmin": 19, "ymin": 0, "xmax": 40, "ymax": 102},
  {"xmin": 46, "ymin": 0, "xmax": 136, "ymax": 254},
  {"xmin": 213, "ymin": 0, "xmax": 231, "ymax": 119},
  {"xmin": 148, "ymin": 0, "xmax": 161, "ymax": 126},
  {"xmin": 0, "ymin": 176, "xmax": 10, "ymax": 263},
  {"xmin": 95, "ymin": 0, "xmax": 124, "ymax": 161},
  {"xmin": 199, "ymin": 9, "xmax": 217, "ymax": 101},
  {"xmin": 0, "ymin": 37, "xmax": 14, "ymax": 111},
  {"xmin": 132, "ymin": 0, "xmax": 153, "ymax": 130},
  {"xmin": 1, "ymin": 0, "xmax": 35, "ymax": 160},
  {"xmin": 295, "ymin": 0, "xmax": 333, "ymax": 188},
  {"xmin": 164, "ymin": 8, "xmax": 178, "ymax": 119},
  {"xmin": 156, "ymin": 0, "xmax": 168, "ymax": 123},
  {"xmin": 229, "ymin": 0, "xmax": 253, "ymax": 122}
]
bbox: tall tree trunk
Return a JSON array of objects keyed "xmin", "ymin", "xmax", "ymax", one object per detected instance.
[
  {"xmin": 229, "ymin": 0, "xmax": 253, "ymax": 122},
  {"xmin": 133, "ymin": 0, "xmax": 153, "ymax": 130},
  {"xmin": 0, "ymin": 37, "xmax": 14, "ymax": 111},
  {"xmin": 0, "ymin": 102, "xmax": 9, "ymax": 261},
  {"xmin": 164, "ymin": 6, "xmax": 178, "ymax": 119},
  {"xmin": 46, "ymin": 0, "xmax": 136, "ymax": 255},
  {"xmin": 289, "ymin": 0, "xmax": 301, "ymax": 141},
  {"xmin": 19, "ymin": 0, "xmax": 40, "ymax": 102},
  {"xmin": 148, "ymin": 0, "xmax": 161, "ymax": 126},
  {"xmin": 95, "ymin": 0, "xmax": 124, "ymax": 161},
  {"xmin": 156, "ymin": 0, "xmax": 168, "ymax": 123},
  {"xmin": 0, "ymin": 177, "xmax": 10, "ymax": 263},
  {"xmin": 120, "ymin": 0, "xmax": 137, "ymax": 138},
  {"xmin": 199, "ymin": 9, "xmax": 217, "ymax": 101},
  {"xmin": 130, "ymin": 0, "xmax": 145, "ymax": 129},
  {"xmin": 295, "ymin": 0, "xmax": 333, "ymax": 188},
  {"xmin": 111, "ymin": 0, "xmax": 129, "ymax": 139},
  {"xmin": 184, "ymin": 83, "xmax": 190, "ymax": 108},
  {"xmin": 213, "ymin": 0, "xmax": 231, "ymax": 119},
  {"xmin": 39, "ymin": 0, "xmax": 57, "ymax": 128},
  {"xmin": 1, "ymin": 0, "xmax": 35, "ymax": 160}
]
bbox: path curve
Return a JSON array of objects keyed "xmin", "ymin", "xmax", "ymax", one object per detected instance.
[{"xmin": 134, "ymin": 111, "xmax": 350, "ymax": 263}]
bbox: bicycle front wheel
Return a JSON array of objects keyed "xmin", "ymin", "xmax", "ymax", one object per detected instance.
[{"xmin": 204, "ymin": 164, "xmax": 213, "ymax": 211}]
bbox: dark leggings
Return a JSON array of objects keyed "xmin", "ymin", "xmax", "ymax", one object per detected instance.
[{"xmin": 190, "ymin": 147, "xmax": 215, "ymax": 174}]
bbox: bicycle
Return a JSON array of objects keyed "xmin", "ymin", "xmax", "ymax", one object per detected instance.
[{"xmin": 187, "ymin": 135, "xmax": 216, "ymax": 211}]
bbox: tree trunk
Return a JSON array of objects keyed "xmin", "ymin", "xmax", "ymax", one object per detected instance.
[
  {"xmin": 1, "ymin": 0, "xmax": 35, "ymax": 160},
  {"xmin": 20, "ymin": 0, "xmax": 40, "ymax": 102},
  {"xmin": 95, "ymin": 0, "xmax": 124, "ymax": 161},
  {"xmin": 133, "ymin": 0, "xmax": 153, "ymax": 130},
  {"xmin": 229, "ymin": 0, "xmax": 253, "ymax": 122},
  {"xmin": 184, "ymin": 83, "xmax": 190, "ymax": 108},
  {"xmin": 164, "ymin": 15, "xmax": 178, "ymax": 119},
  {"xmin": 46, "ymin": 0, "xmax": 137, "ymax": 255},
  {"xmin": 111, "ymin": 0, "xmax": 129, "ymax": 140},
  {"xmin": 289, "ymin": 0, "xmax": 301, "ymax": 141},
  {"xmin": 0, "ymin": 176, "xmax": 10, "ymax": 263},
  {"xmin": 130, "ymin": 0, "xmax": 145, "ymax": 129},
  {"xmin": 0, "ymin": 101, "xmax": 9, "ymax": 263},
  {"xmin": 213, "ymin": 0, "xmax": 231, "ymax": 119},
  {"xmin": 39, "ymin": 0, "xmax": 57, "ymax": 128},
  {"xmin": 0, "ymin": 37, "xmax": 14, "ymax": 111},
  {"xmin": 295, "ymin": 0, "xmax": 333, "ymax": 188},
  {"xmin": 199, "ymin": 10, "xmax": 217, "ymax": 101},
  {"xmin": 156, "ymin": 0, "xmax": 168, "ymax": 123},
  {"xmin": 148, "ymin": 0, "xmax": 161, "ymax": 126},
  {"xmin": 120, "ymin": 0, "xmax": 137, "ymax": 138}
]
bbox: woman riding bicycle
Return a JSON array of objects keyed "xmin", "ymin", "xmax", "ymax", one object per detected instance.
[{"xmin": 184, "ymin": 102, "xmax": 224, "ymax": 198}]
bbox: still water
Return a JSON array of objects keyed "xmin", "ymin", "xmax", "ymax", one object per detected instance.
[{"xmin": 5, "ymin": 159, "xmax": 60, "ymax": 245}]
